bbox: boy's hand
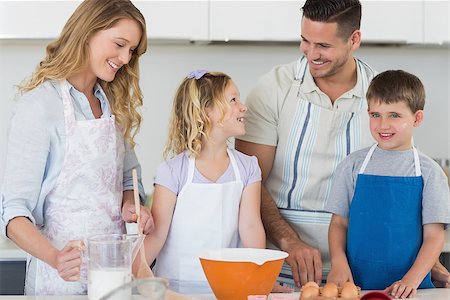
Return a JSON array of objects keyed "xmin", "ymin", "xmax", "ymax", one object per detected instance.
[
  {"xmin": 384, "ymin": 280, "xmax": 417, "ymax": 299},
  {"xmin": 327, "ymin": 263, "xmax": 353, "ymax": 287},
  {"xmin": 122, "ymin": 201, "xmax": 154, "ymax": 234}
]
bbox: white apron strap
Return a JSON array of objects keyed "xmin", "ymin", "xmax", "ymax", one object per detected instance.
[
  {"xmin": 227, "ymin": 148, "xmax": 242, "ymax": 182},
  {"xmin": 359, "ymin": 143, "xmax": 378, "ymax": 174},
  {"xmin": 412, "ymin": 146, "xmax": 421, "ymax": 176},
  {"xmin": 359, "ymin": 144, "xmax": 421, "ymax": 176}
]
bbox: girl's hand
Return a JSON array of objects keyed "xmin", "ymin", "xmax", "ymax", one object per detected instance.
[
  {"xmin": 122, "ymin": 201, "xmax": 154, "ymax": 234},
  {"xmin": 327, "ymin": 261, "xmax": 353, "ymax": 287},
  {"xmin": 138, "ymin": 205, "xmax": 154, "ymax": 235},
  {"xmin": 384, "ymin": 280, "xmax": 417, "ymax": 299},
  {"xmin": 55, "ymin": 240, "xmax": 83, "ymax": 281}
]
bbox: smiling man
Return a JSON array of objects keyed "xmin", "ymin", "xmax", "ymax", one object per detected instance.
[{"xmin": 235, "ymin": 0, "xmax": 450, "ymax": 290}]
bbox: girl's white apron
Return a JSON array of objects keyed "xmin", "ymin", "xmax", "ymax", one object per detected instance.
[{"xmin": 154, "ymin": 149, "xmax": 244, "ymax": 294}]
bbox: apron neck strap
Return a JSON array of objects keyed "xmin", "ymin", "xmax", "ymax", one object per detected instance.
[
  {"xmin": 359, "ymin": 143, "xmax": 421, "ymax": 176},
  {"xmin": 295, "ymin": 57, "xmax": 308, "ymax": 82},
  {"xmin": 186, "ymin": 149, "xmax": 242, "ymax": 183},
  {"xmin": 227, "ymin": 148, "xmax": 241, "ymax": 182},
  {"xmin": 58, "ymin": 80, "xmax": 76, "ymax": 125},
  {"xmin": 359, "ymin": 143, "xmax": 377, "ymax": 174},
  {"xmin": 412, "ymin": 146, "xmax": 421, "ymax": 176}
]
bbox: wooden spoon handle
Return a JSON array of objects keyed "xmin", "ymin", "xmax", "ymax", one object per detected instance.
[{"xmin": 132, "ymin": 169, "xmax": 141, "ymax": 233}]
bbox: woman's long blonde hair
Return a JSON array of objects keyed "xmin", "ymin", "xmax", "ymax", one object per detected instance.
[
  {"xmin": 164, "ymin": 72, "xmax": 231, "ymax": 159},
  {"xmin": 19, "ymin": 0, "xmax": 147, "ymax": 146}
]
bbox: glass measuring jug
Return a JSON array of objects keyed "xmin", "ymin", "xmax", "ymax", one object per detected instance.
[
  {"xmin": 86, "ymin": 233, "xmax": 144, "ymax": 300},
  {"xmin": 99, "ymin": 277, "xmax": 169, "ymax": 300}
]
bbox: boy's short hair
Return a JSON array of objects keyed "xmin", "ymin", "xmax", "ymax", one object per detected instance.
[
  {"xmin": 302, "ymin": 0, "xmax": 361, "ymax": 40},
  {"xmin": 366, "ymin": 70, "xmax": 425, "ymax": 113}
]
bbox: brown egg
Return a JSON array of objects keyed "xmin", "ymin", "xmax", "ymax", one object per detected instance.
[
  {"xmin": 322, "ymin": 282, "xmax": 339, "ymax": 298},
  {"xmin": 340, "ymin": 284, "xmax": 358, "ymax": 299},
  {"xmin": 303, "ymin": 281, "xmax": 320, "ymax": 289},
  {"xmin": 300, "ymin": 286, "xmax": 320, "ymax": 299}
]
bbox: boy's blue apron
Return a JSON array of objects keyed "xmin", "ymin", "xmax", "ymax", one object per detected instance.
[{"xmin": 347, "ymin": 143, "xmax": 434, "ymax": 289}]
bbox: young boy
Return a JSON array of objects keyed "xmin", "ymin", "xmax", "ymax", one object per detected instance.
[{"xmin": 325, "ymin": 70, "xmax": 450, "ymax": 298}]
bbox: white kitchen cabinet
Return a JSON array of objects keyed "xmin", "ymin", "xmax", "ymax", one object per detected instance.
[
  {"xmin": 423, "ymin": 0, "xmax": 449, "ymax": 44},
  {"xmin": 209, "ymin": 1, "xmax": 428, "ymax": 44},
  {"xmin": 360, "ymin": 0, "xmax": 423, "ymax": 44},
  {"xmin": 0, "ymin": 1, "xmax": 81, "ymax": 39},
  {"xmin": 209, "ymin": 0, "xmax": 304, "ymax": 42},
  {"xmin": 134, "ymin": 0, "xmax": 208, "ymax": 41},
  {"xmin": 0, "ymin": 0, "xmax": 209, "ymax": 41},
  {"xmin": 0, "ymin": 0, "xmax": 447, "ymax": 45}
]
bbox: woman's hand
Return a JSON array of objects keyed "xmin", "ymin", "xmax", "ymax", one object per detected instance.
[{"xmin": 55, "ymin": 240, "xmax": 84, "ymax": 281}]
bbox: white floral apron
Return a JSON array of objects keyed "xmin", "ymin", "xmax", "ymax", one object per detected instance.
[{"xmin": 24, "ymin": 80, "xmax": 125, "ymax": 295}]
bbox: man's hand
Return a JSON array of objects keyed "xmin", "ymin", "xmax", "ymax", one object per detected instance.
[
  {"xmin": 122, "ymin": 201, "xmax": 154, "ymax": 234},
  {"xmin": 55, "ymin": 240, "xmax": 84, "ymax": 281},
  {"xmin": 431, "ymin": 260, "xmax": 450, "ymax": 288},
  {"xmin": 284, "ymin": 240, "xmax": 322, "ymax": 287}
]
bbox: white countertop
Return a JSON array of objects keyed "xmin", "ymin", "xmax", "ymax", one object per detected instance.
[
  {"xmin": 0, "ymin": 238, "xmax": 26, "ymax": 261},
  {"xmin": 0, "ymin": 289, "xmax": 449, "ymax": 300}
]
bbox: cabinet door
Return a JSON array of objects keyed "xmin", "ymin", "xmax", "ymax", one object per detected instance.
[
  {"xmin": 361, "ymin": 1, "xmax": 423, "ymax": 43},
  {"xmin": 134, "ymin": 0, "xmax": 208, "ymax": 41},
  {"xmin": 423, "ymin": 0, "xmax": 449, "ymax": 44},
  {"xmin": 209, "ymin": 0, "xmax": 304, "ymax": 42},
  {"xmin": 0, "ymin": 0, "xmax": 209, "ymax": 41},
  {"xmin": 0, "ymin": 1, "xmax": 81, "ymax": 39}
]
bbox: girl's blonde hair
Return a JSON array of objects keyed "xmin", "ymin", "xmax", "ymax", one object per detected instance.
[
  {"xmin": 19, "ymin": 0, "xmax": 147, "ymax": 146},
  {"xmin": 164, "ymin": 71, "xmax": 231, "ymax": 158}
]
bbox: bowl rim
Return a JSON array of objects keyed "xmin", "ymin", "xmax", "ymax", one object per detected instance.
[{"xmin": 198, "ymin": 248, "xmax": 288, "ymax": 265}]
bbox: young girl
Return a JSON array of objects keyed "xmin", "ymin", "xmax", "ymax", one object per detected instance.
[{"xmin": 140, "ymin": 70, "xmax": 266, "ymax": 294}]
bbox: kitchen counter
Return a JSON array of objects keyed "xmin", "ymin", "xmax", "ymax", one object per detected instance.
[
  {"xmin": 0, "ymin": 239, "xmax": 26, "ymax": 261},
  {"xmin": 0, "ymin": 289, "xmax": 449, "ymax": 299}
]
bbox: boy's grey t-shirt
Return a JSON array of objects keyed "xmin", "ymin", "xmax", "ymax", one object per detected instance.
[{"xmin": 325, "ymin": 146, "xmax": 450, "ymax": 228}]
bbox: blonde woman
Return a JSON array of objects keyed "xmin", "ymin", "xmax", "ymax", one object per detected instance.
[
  {"xmin": 0, "ymin": 0, "xmax": 152, "ymax": 295},
  {"xmin": 137, "ymin": 71, "xmax": 266, "ymax": 294}
]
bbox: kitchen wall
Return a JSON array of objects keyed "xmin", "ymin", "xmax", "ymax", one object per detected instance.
[{"xmin": 0, "ymin": 41, "xmax": 449, "ymax": 192}]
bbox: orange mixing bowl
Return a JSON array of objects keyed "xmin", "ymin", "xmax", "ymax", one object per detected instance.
[{"xmin": 199, "ymin": 248, "xmax": 288, "ymax": 300}]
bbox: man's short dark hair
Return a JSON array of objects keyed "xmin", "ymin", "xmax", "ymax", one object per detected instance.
[{"xmin": 302, "ymin": 0, "xmax": 361, "ymax": 40}]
